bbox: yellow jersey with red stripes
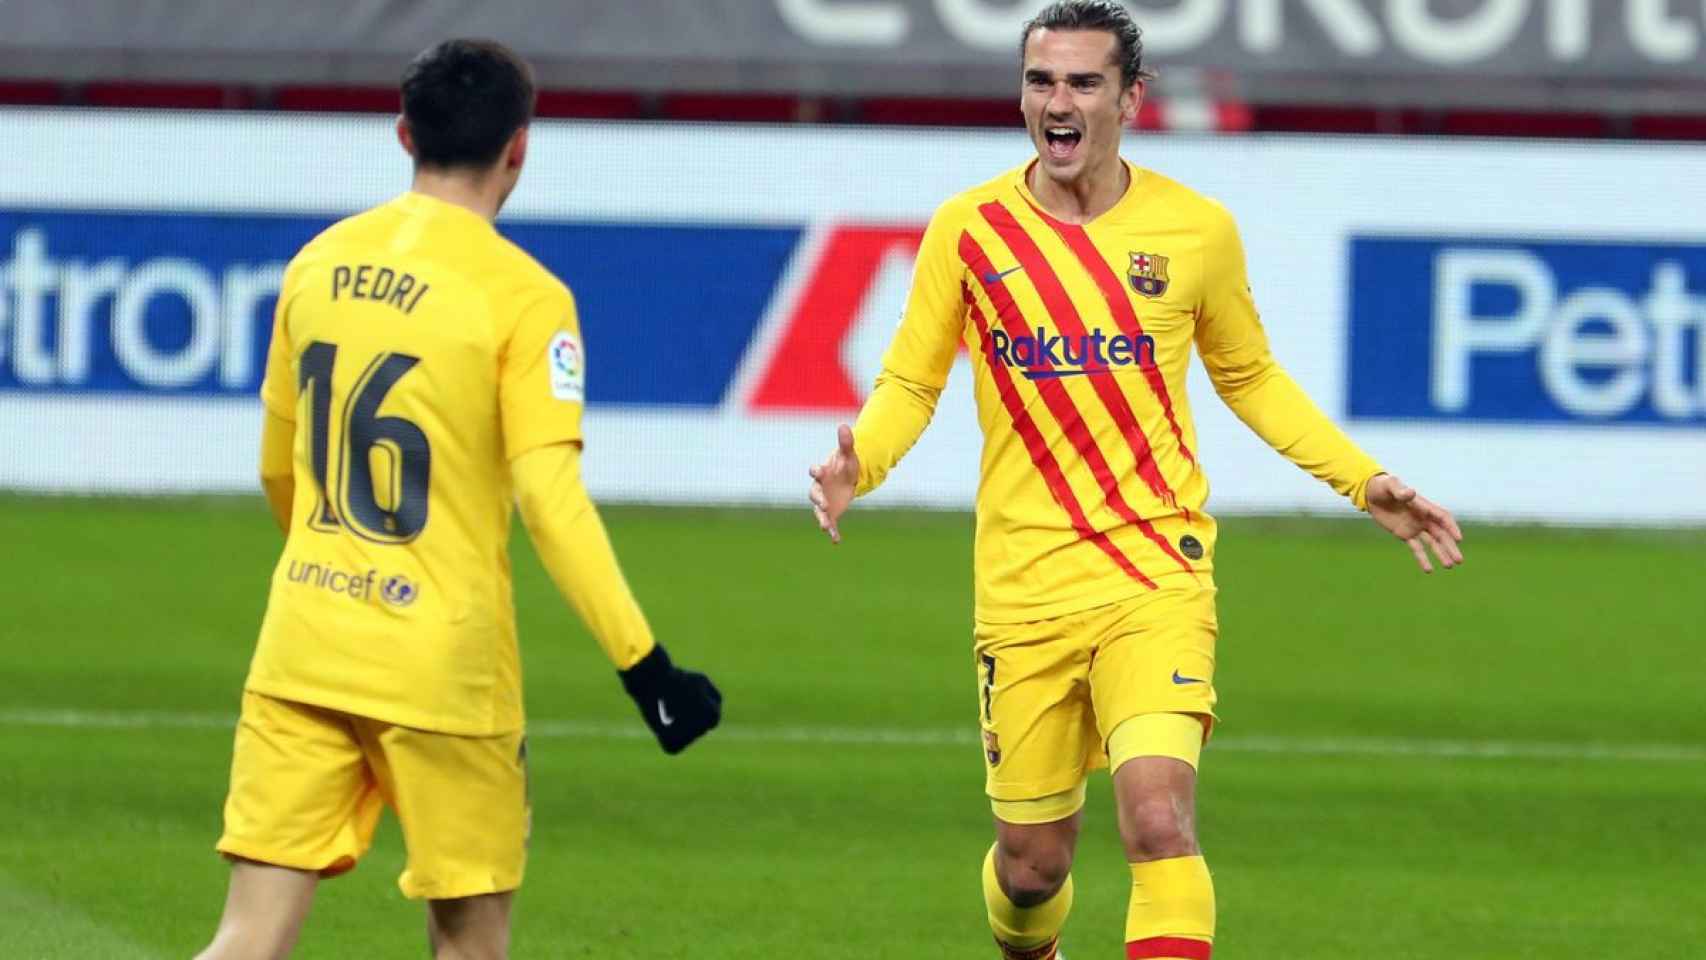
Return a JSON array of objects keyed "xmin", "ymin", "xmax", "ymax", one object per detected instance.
[
  {"xmin": 248, "ymin": 192, "xmax": 586, "ymax": 735},
  {"xmin": 854, "ymin": 161, "xmax": 1382, "ymax": 623}
]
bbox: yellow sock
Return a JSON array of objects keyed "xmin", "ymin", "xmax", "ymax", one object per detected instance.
[
  {"xmin": 1125, "ymin": 855, "xmax": 1214, "ymax": 958},
  {"xmin": 982, "ymin": 845, "xmax": 1072, "ymax": 959}
]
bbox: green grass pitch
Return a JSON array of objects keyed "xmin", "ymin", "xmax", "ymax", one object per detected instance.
[{"xmin": 0, "ymin": 495, "xmax": 1702, "ymax": 958}]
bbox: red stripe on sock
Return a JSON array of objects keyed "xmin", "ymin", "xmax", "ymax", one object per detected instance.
[
  {"xmin": 1126, "ymin": 936, "xmax": 1212, "ymax": 959},
  {"xmin": 958, "ymin": 239, "xmax": 1156, "ymax": 590},
  {"xmin": 1021, "ymin": 195, "xmax": 1197, "ymax": 471},
  {"xmin": 964, "ymin": 219, "xmax": 1192, "ymax": 578}
]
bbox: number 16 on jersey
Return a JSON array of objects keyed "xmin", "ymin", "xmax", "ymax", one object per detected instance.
[{"xmin": 297, "ymin": 340, "xmax": 433, "ymax": 544}]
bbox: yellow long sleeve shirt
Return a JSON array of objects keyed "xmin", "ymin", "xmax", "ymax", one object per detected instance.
[
  {"xmin": 246, "ymin": 192, "xmax": 649, "ymax": 735},
  {"xmin": 854, "ymin": 162, "xmax": 1383, "ymax": 623}
]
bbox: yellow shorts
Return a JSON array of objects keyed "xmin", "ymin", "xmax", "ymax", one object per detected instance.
[
  {"xmin": 216, "ymin": 691, "xmax": 529, "ymax": 900},
  {"xmin": 975, "ymin": 583, "xmax": 1218, "ymax": 816}
]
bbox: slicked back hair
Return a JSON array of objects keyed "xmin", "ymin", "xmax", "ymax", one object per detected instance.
[
  {"xmin": 1020, "ymin": 0, "xmax": 1156, "ymax": 89},
  {"xmin": 401, "ymin": 39, "xmax": 536, "ymax": 170}
]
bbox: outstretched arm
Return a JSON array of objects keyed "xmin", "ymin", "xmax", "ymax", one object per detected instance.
[
  {"xmin": 809, "ymin": 201, "xmax": 967, "ymax": 542},
  {"xmin": 1196, "ymin": 207, "xmax": 1463, "ymax": 573},
  {"xmin": 810, "ymin": 369, "xmax": 941, "ymax": 543}
]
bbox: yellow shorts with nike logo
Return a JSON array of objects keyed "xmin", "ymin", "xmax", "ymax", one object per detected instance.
[
  {"xmin": 974, "ymin": 583, "xmax": 1218, "ymax": 823},
  {"xmin": 216, "ymin": 690, "xmax": 529, "ymax": 900}
]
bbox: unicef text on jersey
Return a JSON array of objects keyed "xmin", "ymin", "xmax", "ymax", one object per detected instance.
[{"xmin": 1348, "ymin": 236, "xmax": 1706, "ymax": 426}]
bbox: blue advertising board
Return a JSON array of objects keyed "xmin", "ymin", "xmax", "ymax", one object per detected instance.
[
  {"xmin": 0, "ymin": 208, "xmax": 802, "ymax": 407},
  {"xmin": 1349, "ymin": 236, "xmax": 1706, "ymax": 426}
]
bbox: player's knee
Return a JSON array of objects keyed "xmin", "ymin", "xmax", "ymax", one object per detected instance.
[
  {"xmin": 996, "ymin": 845, "xmax": 1073, "ymax": 907},
  {"xmin": 1122, "ymin": 793, "xmax": 1198, "ymax": 861},
  {"xmin": 428, "ymin": 894, "xmax": 511, "ymax": 960}
]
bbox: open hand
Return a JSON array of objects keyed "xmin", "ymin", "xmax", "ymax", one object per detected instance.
[
  {"xmin": 808, "ymin": 424, "xmax": 860, "ymax": 544},
  {"xmin": 1366, "ymin": 473, "xmax": 1464, "ymax": 574}
]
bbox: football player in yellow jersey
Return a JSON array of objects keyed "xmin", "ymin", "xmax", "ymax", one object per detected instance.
[
  {"xmin": 195, "ymin": 40, "xmax": 720, "ymax": 960},
  {"xmin": 809, "ymin": 3, "xmax": 1463, "ymax": 958}
]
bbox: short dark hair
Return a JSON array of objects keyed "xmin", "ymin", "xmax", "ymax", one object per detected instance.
[
  {"xmin": 400, "ymin": 39, "xmax": 536, "ymax": 170},
  {"xmin": 1020, "ymin": 0, "xmax": 1156, "ymax": 89}
]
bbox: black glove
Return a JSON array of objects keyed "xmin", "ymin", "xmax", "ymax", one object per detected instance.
[{"xmin": 618, "ymin": 643, "xmax": 722, "ymax": 754}]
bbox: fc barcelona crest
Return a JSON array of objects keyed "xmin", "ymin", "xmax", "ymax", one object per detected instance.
[
  {"xmin": 1128, "ymin": 251, "xmax": 1170, "ymax": 298},
  {"xmin": 983, "ymin": 729, "xmax": 1002, "ymax": 766}
]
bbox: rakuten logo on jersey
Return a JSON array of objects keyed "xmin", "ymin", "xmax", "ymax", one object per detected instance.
[
  {"xmin": 1349, "ymin": 236, "xmax": 1706, "ymax": 425},
  {"xmin": 989, "ymin": 327, "xmax": 1156, "ymax": 380}
]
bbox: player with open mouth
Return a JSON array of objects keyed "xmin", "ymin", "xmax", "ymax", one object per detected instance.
[{"xmin": 809, "ymin": 2, "xmax": 1465, "ymax": 958}]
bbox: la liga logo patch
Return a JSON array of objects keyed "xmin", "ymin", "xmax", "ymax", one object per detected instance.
[{"xmin": 547, "ymin": 330, "xmax": 584, "ymax": 402}]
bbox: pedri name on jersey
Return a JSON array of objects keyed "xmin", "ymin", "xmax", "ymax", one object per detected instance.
[
  {"xmin": 286, "ymin": 558, "xmax": 419, "ymax": 609},
  {"xmin": 331, "ymin": 263, "xmax": 431, "ymax": 315},
  {"xmin": 988, "ymin": 327, "xmax": 1157, "ymax": 381}
]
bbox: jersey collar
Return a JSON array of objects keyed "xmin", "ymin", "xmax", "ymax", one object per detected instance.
[
  {"xmin": 1014, "ymin": 158, "xmax": 1150, "ymax": 229},
  {"xmin": 395, "ymin": 191, "xmax": 499, "ymax": 234}
]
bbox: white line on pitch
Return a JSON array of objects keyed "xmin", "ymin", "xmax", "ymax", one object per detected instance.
[{"xmin": 1, "ymin": 708, "xmax": 1701, "ymax": 764}]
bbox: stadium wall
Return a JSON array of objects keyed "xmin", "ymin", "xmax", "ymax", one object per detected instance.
[{"xmin": 1, "ymin": 108, "xmax": 1702, "ymax": 524}]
